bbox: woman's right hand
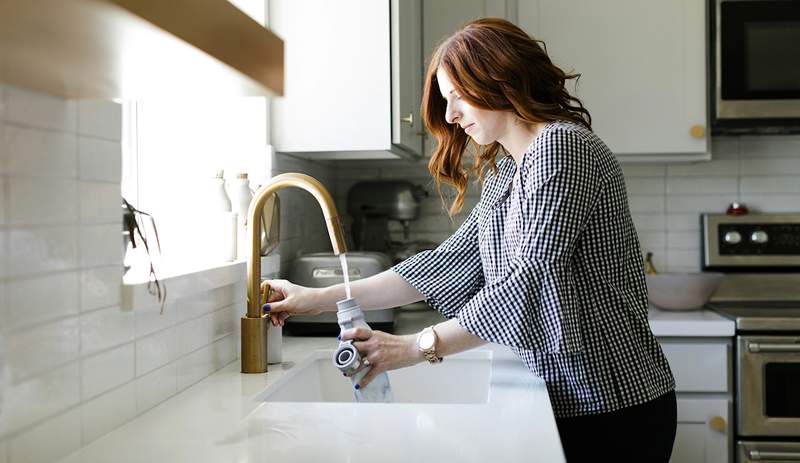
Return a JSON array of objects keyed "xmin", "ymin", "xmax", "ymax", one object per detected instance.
[{"xmin": 260, "ymin": 279, "xmax": 323, "ymax": 327}]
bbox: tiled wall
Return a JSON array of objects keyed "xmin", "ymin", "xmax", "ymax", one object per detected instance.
[
  {"xmin": 271, "ymin": 154, "xmax": 338, "ymax": 273},
  {"xmin": 333, "ymin": 135, "xmax": 800, "ymax": 272},
  {"xmin": 0, "ymin": 85, "xmax": 243, "ymax": 463}
]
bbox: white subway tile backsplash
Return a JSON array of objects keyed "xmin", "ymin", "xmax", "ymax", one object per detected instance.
[
  {"xmin": 79, "ymin": 182, "xmax": 120, "ymax": 224},
  {"xmin": 627, "ymin": 195, "xmax": 664, "ymax": 213},
  {"xmin": 665, "ymin": 249, "xmax": 701, "ymax": 271},
  {"xmin": 175, "ymin": 313, "xmax": 212, "ymax": 358},
  {"xmin": 3, "ymin": 271, "xmax": 79, "ymax": 330},
  {"xmin": 81, "ymin": 381, "xmax": 136, "ymax": 444},
  {"xmin": 6, "ymin": 226, "xmax": 79, "ymax": 277},
  {"xmin": 79, "ymin": 224, "xmax": 123, "ymax": 267},
  {"xmin": 621, "ymin": 163, "xmax": 667, "ymax": 177},
  {"xmin": 4, "ymin": 126, "xmax": 77, "ymax": 178},
  {"xmin": 624, "ymin": 177, "xmax": 665, "ymax": 195},
  {"xmin": 637, "ymin": 232, "xmax": 667, "ymax": 252},
  {"xmin": 665, "ymin": 176, "xmax": 738, "ymax": 195},
  {"xmin": 666, "ymin": 159, "xmax": 739, "ymax": 177},
  {"xmin": 738, "ymin": 194, "xmax": 800, "ymax": 213},
  {"xmin": 6, "ymin": 317, "xmax": 79, "ymax": 381},
  {"xmin": 134, "ymin": 300, "xmax": 177, "ymax": 338},
  {"xmin": 0, "ymin": 177, "xmax": 6, "ymax": 226},
  {"xmin": 80, "ymin": 306, "xmax": 134, "ymax": 355},
  {"xmin": 7, "ymin": 407, "xmax": 81, "ymax": 463},
  {"xmin": 665, "ymin": 213, "xmax": 702, "ymax": 231},
  {"xmin": 667, "ymin": 230, "xmax": 700, "ymax": 249},
  {"xmin": 8, "ymin": 177, "xmax": 77, "ymax": 225},
  {"xmin": 80, "ymin": 266, "xmax": 122, "ymax": 312},
  {"xmin": 666, "ymin": 195, "xmax": 732, "ymax": 213},
  {"xmin": 740, "ymin": 157, "xmax": 800, "ymax": 175},
  {"xmin": 78, "ymin": 137, "xmax": 121, "ymax": 183},
  {"xmin": 5, "ymin": 86, "xmax": 77, "ymax": 133},
  {"xmin": 77, "ymin": 101, "xmax": 122, "ymax": 141},
  {"xmin": 709, "ymin": 137, "xmax": 739, "ymax": 159},
  {"xmin": 135, "ymin": 362, "xmax": 177, "ymax": 413},
  {"xmin": 0, "ymin": 363, "xmax": 80, "ymax": 437},
  {"xmin": 740, "ymin": 176, "xmax": 800, "ymax": 194},
  {"xmin": 136, "ymin": 328, "xmax": 176, "ymax": 376},
  {"xmin": 739, "ymin": 135, "xmax": 800, "ymax": 158},
  {"xmin": 631, "ymin": 214, "xmax": 666, "ymax": 232},
  {"xmin": 210, "ymin": 305, "xmax": 236, "ymax": 341},
  {"xmin": 176, "ymin": 343, "xmax": 214, "ymax": 392},
  {"xmin": 81, "ymin": 343, "xmax": 134, "ymax": 400}
]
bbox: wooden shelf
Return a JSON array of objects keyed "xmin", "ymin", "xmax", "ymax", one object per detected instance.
[{"xmin": 0, "ymin": 0, "xmax": 284, "ymax": 98}]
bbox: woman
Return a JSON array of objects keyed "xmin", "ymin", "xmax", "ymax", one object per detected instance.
[{"xmin": 263, "ymin": 18, "xmax": 676, "ymax": 462}]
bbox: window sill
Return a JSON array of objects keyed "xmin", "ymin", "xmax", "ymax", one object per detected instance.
[{"xmin": 122, "ymin": 255, "xmax": 280, "ymax": 311}]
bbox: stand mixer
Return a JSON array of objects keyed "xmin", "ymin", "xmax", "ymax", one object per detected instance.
[{"xmin": 347, "ymin": 180, "xmax": 435, "ymax": 263}]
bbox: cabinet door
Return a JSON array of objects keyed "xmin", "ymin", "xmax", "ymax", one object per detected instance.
[
  {"xmin": 268, "ymin": 0, "xmax": 391, "ymax": 155},
  {"xmin": 392, "ymin": 0, "xmax": 424, "ymax": 157},
  {"xmin": 672, "ymin": 397, "xmax": 731, "ymax": 463},
  {"xmin": 518, "ymin": 0, "xmax": 708, "ymax": 159}
]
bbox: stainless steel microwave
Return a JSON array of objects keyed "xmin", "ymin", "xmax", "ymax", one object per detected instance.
[{"xmin": 712, "ymin": 0, "xmax": 800, "ymax": 133}]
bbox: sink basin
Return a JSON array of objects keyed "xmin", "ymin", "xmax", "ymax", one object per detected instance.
[{"xmin": 258, "ymin": 349, "xmax": 491, "ymax": 404}]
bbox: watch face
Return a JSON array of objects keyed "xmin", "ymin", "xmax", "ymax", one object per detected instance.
[{"xmin": 419, "ymin": 331, "xmax": 435, "ymax": 350}]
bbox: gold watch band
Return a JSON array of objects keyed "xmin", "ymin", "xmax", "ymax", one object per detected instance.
[{"xmin": 418, "ymin": 325, "xmax": 443, "ymax": 364}]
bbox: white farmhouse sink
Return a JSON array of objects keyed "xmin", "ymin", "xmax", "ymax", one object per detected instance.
[{"xmin": 258, "ymin": 350, "xmax": 491, "ymax": 404}]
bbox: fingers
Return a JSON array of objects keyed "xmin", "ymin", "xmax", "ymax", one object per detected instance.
[
  {"xmin": 340, "ymin": 326, "xmax": 372, "ymax": 342},
  {"xmin": 355, "ymin": 361, "xmax": 384, "ymax": 389}
]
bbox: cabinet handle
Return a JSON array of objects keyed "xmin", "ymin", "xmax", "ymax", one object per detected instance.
[
  {"xmin": 708, "ymin": 416, "xmax": 726, "ymax": 433},
  {"xmin": 401, "ymin": 113, "xmax": 414, "ymax": 126},
  {"xmin": 748, "ymin": 449, "xmax": 800, "ymax": 460},
  {"xmin": 690, "ymin": 124, "xmax": 705, "ymax": 138}
]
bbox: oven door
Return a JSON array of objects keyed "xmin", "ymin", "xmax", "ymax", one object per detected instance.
[
  {"xmin": 717, "ymin": 0, "xmax": 800, "ymax": 119},
  {"xmin": 737, "ymin": 335, "xmax": 800, "ymax": 436}
]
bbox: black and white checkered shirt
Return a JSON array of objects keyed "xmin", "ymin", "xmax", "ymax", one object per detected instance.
[{"xmin": 393, "ymin": 121, "xmax": 675, "ymax": 418}]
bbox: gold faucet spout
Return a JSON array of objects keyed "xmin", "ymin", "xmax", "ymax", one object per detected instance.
[{"xmin": 242, "ymin": 173, "xmax": 347, "ymax": 373}]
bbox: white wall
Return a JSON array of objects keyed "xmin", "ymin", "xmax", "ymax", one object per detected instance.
[
  {"xmin": 0, "ymin": 85, "xmax": 246, "ymax": 463},
  {"xmin": 333, "ymin": 135, "xmax": 800, "ymax": 272}
]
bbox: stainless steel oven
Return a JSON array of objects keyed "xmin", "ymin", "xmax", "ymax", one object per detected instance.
[
  {"xmin": 703, "ymin": 213, "xmax": 800, "ymax": 462},
  {"xmin": 712, "ymin": 0, "xmax": 800, "ymax": 133}
]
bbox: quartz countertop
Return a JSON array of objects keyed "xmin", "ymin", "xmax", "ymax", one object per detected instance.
[
  {"xmin": 56, "ymin": 309, "xmax": 564, "ymax": 463},
  {"xmin": 648, "ymin": 306, "xmax": 735, "ymax": 337}
]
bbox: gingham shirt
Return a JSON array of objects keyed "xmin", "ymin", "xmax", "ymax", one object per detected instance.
[{"xmin": 393, "ymin": 121, "xmax": 675, "ymax": 418}]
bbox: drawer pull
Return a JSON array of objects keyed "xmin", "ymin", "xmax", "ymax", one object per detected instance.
[
  {"xmin": 708, "ymin": 416, "xmax": 726, "ymax": 433},
  {"xmin": 748, "ymin": 449, "xmax": 800, "ymax": 460}
]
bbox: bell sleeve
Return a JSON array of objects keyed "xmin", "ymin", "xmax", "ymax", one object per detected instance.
[
  {"xmin": 391, "ymin": 203, "xmax": 484, "ymax": 318},
  {"xmin": 457, "ymin": 128, "xmax": 604, "ymax": 353}
]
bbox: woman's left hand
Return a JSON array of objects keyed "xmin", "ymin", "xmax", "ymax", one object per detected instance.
[{"xmin": 340, "ymin": 327, "xmax": 424, "ymax": 388}]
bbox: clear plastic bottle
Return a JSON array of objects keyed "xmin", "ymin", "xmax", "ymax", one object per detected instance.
[
  {"xmin": 228, "ymin": 173, "xmax": 254, "ymax": 260},
  {"xmin": 332, "ymin": 297, "xmax": 393, "ymax": 402}
]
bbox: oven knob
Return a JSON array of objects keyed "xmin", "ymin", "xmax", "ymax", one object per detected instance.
[
  {"xmin": 751, "ymin": 230, "xmax": 769, "ymax": 244},
  {"xmin": 723, "ymin": 231, "xmax": 742, "ymax": 245}
]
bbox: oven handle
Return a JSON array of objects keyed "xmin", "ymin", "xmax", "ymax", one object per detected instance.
[
  {"xmin": 749, "ymin": 449, "xmax": 800, "ymax": 460},
  {"xmin": 747, "ymin": 342, "xmax": 800, "ymax": 354}
]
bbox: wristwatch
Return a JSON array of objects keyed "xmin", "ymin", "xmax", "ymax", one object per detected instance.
[{"xmin": 416, "ymin": 325, "xmax": 443, "ymax": 364}]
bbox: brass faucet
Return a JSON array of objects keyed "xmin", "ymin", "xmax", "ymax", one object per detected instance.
[{"xmin": 242, "ymin": 173, "xmax": 347, "ymax": 373}]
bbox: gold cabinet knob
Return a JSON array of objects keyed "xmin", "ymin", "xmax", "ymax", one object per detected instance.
[
  {"xmin": 709, "ymin": 416, "xmax": 726, "ymax": 433},
  {"xmin": 400, "ymin": 113, "xmax": 414, "ymax": 126},
  {"xmin": 690, "ymin": 125, "xmax": 706, "ymax": 138}
]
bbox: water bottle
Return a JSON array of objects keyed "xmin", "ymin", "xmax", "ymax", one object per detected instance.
[{"xmin": 332, "ymin": 297, "xmax": 394, "ymax": 402}]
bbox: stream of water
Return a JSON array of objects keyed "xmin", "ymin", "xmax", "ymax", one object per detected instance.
[{"xmin": 339, "ymin": 253, "xmax": 351, "ymax": 299}]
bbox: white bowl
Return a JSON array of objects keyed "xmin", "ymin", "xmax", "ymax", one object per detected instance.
[{"xmin": 645, "ymin": 272, "xmax": 724, "ymax": 311}]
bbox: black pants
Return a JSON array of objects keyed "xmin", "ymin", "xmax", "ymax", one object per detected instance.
[{"xmin": 556, "ymin": 390, "xmax": 677, "ymax": 463}]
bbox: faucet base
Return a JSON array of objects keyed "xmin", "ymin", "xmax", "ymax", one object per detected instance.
[{"xmin": 241, "ymin": 316, "xmax": 269, "ymax": 373}]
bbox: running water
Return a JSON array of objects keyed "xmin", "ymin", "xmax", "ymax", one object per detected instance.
[{"xmin": 339, "ymin": 253, "xmax": 351, "ymax": 299}]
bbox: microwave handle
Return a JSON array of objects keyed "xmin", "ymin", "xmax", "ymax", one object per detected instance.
[
  {"xmin": 748, "ymin": 449, "xmax": 800, "ymax": 460},
  {"xmin": 747, "ymin": 342, "xmax": 800, "ymax": 354}
]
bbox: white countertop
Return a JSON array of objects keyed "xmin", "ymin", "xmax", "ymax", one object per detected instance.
[
  {"xmin": 57, "ymin": 310, "xmax": 564, "ymax": 463},
  {"xmin": 648, "ymin": 306, "xmax": 735, "ymax": 337}
]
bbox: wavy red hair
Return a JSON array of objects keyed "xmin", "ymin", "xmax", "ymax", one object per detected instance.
[{"xmin": 423, "ymin": 18, "xmax": 592, "ymax": 215}]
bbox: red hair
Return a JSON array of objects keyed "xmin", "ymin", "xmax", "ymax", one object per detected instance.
[{"xmin": 423, "ymin": 18, "xmax": 592, "ymax": 215}]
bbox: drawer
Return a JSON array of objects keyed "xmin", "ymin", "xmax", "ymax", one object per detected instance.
[{"xmin": 659, "ymin": 340, "xmax": 731, "ymax": 393}]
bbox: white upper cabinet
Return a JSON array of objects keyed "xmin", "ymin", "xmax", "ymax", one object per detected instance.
[
  {"xmin": 268, "ymin": 0, "xmax": 423, "ymax": 160},
  {"xmin": 518, "ymin": 0, "xmax": 709, "ymax": 161}
]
